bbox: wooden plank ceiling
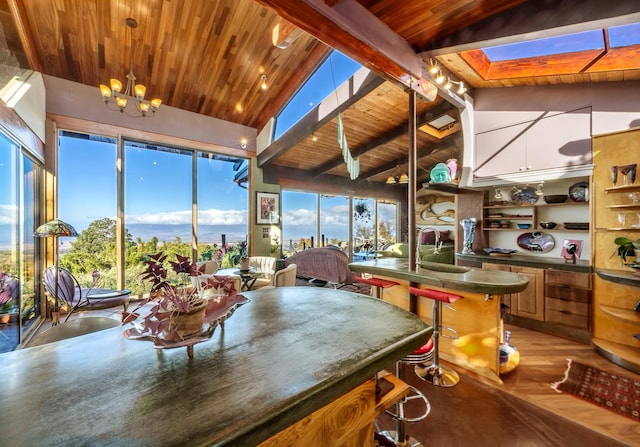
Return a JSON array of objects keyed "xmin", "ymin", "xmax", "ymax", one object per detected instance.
[{"xmin": 4, "ymin": 0, "xmax": 640, "ymax": 191}]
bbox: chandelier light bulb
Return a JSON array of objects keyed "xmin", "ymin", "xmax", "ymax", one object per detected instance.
[
  {"xmin": 134, "ymin": 84, "xmax": 146, "ymax": 101},
  {"xmin": 444, "ymin": 78, "xmax": 452, "ymax": 90},
  {"xmin": 110, "ymin": 78, "xmax": 122, "ymax": 94},
  {"xmin": 435, "ymin": 71, "xmax": 445, "ymax": 84}
]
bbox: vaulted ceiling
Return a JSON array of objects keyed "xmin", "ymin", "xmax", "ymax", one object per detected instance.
[{"xmin": 3, "ymin": 0, "xmax": 640, "ymax": 191}]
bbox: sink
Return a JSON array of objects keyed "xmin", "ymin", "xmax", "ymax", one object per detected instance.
[{"xmin": 418, "ymin": 261, "xmax": 471, "ymax": 274}]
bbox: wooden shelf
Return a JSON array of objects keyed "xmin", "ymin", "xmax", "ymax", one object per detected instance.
[
  {"xmin": 484, "ymin": 202, "xmax": 587, "ymax": 209},
  {"xmin": 595, "ymin": 227, "xmax": 640, "ymax": 231},
  {"xmin": 606, "ymin": 204, "xmax": 640, "ymax": 210},
  {"xmin": 605, "ymin": 184, "xmax": 640, "ymax": 193},
  {"xmin": 600, "ymin": 305, "xmax": 640, "ymax": 326},
  {"xmin": 592, "ymin": 338, "xmax": 640, "ymax": 375}
]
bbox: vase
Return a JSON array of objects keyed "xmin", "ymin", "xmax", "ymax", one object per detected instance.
[
  {"xmin": 460, "ymin": 218, "xmax": 477, "ymax": 254},
  {"xmin": 240, "ymin": 257, "xmax": 250, "ymax": 271},
  {"xmin": 165, "ymin": 302, "xmax": 207, "ymax": 339}
]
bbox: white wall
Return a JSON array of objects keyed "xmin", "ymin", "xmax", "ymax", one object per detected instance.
[{"xmin": 43, "ymin": 75, "xmax": 257, "ymax": 152}]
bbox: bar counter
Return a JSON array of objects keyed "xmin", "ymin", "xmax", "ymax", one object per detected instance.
[
  {"xmin": 349, "ymin": 258, "xmax": 529, "ymax": 382},
  {"xmin": 350, "ymin": 257, "xmax": 530, "ymax": 295},
  {"xmin": 0, "ymin": 287, "xmax": 431, "ymax": 446}
]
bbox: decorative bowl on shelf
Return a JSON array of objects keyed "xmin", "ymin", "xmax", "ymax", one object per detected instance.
[
  {"xmin": 543, "ymin": 195, "xmax": 567, "ymax": 204},
  {"xmin": 540, "ymin": 221, "xmax": 557, "ymax": 230},
  {"xmin": 517, "ymin": 223, "xmax": 531, "ymax": 229}
]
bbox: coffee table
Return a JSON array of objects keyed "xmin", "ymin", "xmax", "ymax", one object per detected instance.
[{"xmin": 235, "ymin": 269, "xmax": 258, "ymax": 291}]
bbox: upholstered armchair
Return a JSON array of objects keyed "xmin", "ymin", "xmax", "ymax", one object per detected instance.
[{"xmin": 248, "ymin": 256, "xmax": 276, "ymax": 289}]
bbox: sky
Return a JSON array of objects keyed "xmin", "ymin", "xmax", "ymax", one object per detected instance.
[
  {"xmin": 483, "ymin": 23, "xmax": 640, "ymax": 61},
  {"xmin": 53, "ymin": 51, "xmax": 370, "ymax": 246}
]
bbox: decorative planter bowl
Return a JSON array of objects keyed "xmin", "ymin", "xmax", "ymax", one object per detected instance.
[
  {"xmin": 540, "ymin": 221, "xmax": 557, "ymax": 230},
  {"xmin": 543, "ymin": 195, "xmax": 567, "ymax": 204}
]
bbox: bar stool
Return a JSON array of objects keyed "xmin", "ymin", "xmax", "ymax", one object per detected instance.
[
  {"xmin": 378, "ymin": 338, "xmax": 434, "ymax": 447},
  {"xmin": 409, "ymin": 286, "xmax": 463, "ymax": 387},
  {"xmin": 355, "ymin": 275, "xmax": 400, "ymax": 300}
]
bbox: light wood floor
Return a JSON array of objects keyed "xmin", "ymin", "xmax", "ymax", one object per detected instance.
[{"xmin": 478, "ymin": 324, "xmax": 640, "ymax": 446}]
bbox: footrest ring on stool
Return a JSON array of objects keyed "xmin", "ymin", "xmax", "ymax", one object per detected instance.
[{"xmin": 384, "ymin": 385, "xmax": 431, "ymax": 423}]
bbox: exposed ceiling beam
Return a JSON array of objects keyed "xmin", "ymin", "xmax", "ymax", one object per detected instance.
[
  {"xmin": 359, "ymin": 135, "xmax": 461, "ymax": 181},
  {"xmin": 419, "ymin": 0, "xmax": 640, "ymax": 56},
  {"xmin": 263, "ymin": 164, "xmax": 403, "ymax": 201},
  {"xmin": 257, "ymin": 68, "xmax": 384, "ymax": 167},
  {"xmin": 8, "ymin": 0, "xmax": 42, "ymax": 72},
  {"xmin": 311, "ymin": 101, "xmax": 455, "ymax": 178},
  {"xmin": 256, "ymin": 0, "xmax": 464, "ymax": 108}
]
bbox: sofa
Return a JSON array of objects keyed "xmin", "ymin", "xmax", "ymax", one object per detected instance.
[
  {"xmin": 376, "ymin": 229, "xmax": 455, "ymax": 264},
  {"xmin": 284, "ymin": 247, "xmax": 356, "ymax": 286}
]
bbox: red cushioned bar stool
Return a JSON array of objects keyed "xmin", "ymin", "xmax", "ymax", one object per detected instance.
[
  {"xmin": 378, "ymin": 338, "xmax": 434, "ymax": 447},
  {"xmin": 355, "ymin": 275, "xmax": 400, "ymax": 300},
  {"xmin": 409, "ymin": 286, "xmax": 463, "ymax": 387}
]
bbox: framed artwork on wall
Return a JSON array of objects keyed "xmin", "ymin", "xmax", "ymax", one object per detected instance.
[{"xmin": 257, "ymin": 192, "xmax": 280, "ymax": 224}]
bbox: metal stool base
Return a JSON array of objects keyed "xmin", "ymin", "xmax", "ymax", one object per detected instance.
[
  {"xmin": 378, "ymin": 430, "xmax": 423, "ymax": 447},
  {"xmin": 414, "ymin": 364, "xmax": 460, "ymax": 387}
]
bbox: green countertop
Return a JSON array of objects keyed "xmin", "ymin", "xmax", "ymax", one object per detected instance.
[
  {"xmin": 350, "ymin": 257, "xmax": 529, "ymax": 294},
  {"xmin": 456, "ymin": 253, "xmax": 591, "ymax": 273},
  {"xmin": 1, "ymin": 287, "xmax": 431, "ymax": 446}
]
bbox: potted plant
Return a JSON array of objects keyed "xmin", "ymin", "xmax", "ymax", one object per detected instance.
[
  {"xmin": 612, "ymin": 237, "xmax": 640, "ymax": 263},
  {"xmin": 0, "ymin": 273, "xmax": 15, "ymax": 324},
  {"xmin": 229, "ymin": 240, "xmax": 249, "ymax": 270},
  {"xmin": 126, "ymin": 252, "xmax": 237, "ymax": 341}
]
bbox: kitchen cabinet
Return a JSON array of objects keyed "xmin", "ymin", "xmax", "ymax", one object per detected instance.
[
  {"xmin": 474, "ymin": 107, "xmax": 592, "ymax": 178},
  {"xmin": 483, "ymin": 263, "xmax": 544, "ymax": 321},
  {"xmin": 545, "ymin": 269, "xmax": 591, "ymax": 330}
]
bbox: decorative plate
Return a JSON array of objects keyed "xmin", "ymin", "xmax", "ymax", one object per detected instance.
[
  {"xmin": 568, "ymin": 181, "xmax": 589, "ymax": 202},
  {"xmin": 511, "ymin": 186, "xmax": 538, "ymax": 204},
  {"xmin": 516, "ymin": 232, "xmax": 555, "ymax": 252}
]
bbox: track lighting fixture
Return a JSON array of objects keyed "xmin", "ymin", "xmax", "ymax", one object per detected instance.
[
  {"xmin": 425, "ymin": 59, "xmax": 468, "ymax": 97},
  {"xmin": 260, "ymin": 74, "xmax": 268, "ymax": 90}
]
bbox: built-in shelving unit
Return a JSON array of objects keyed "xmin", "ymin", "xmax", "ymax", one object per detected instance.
[
  {"xmin": 592, "ymin": 128, "xmax": 640, "ymax": 375},
  {"xmin": 482, "ymin": 201, "xmax": 589, "ymax": 232}
]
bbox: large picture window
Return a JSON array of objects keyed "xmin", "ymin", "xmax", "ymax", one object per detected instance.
[{"xmin": 57, "ymin": 130, "xmax": 248, "ymax": 299}]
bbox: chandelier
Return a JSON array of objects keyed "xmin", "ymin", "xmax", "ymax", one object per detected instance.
[{"xmin": 99, "ymin": 18, "xmax": 161, "ymax": 117}]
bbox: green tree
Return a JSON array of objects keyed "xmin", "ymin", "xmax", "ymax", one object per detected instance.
[{"xmin": 60, "ymin": 218, "xmax": 138, "ymax": 274}]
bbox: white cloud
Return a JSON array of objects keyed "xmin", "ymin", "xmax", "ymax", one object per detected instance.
[
  {"xmin": 0, "ymin": 204, "xmax": 17, "ymax": 225},
  {"xmin": 126, "ymin": 208, "xmax": 247, "ymax": 225},
  {"xmin": 283, "ymin": 208, "xmax": 317, "ymax": 226}
]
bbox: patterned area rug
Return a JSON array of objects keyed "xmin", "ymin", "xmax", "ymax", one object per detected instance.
[{"xmin": 552, "ymin": 359, "xmax": 640, "ymax": 422}]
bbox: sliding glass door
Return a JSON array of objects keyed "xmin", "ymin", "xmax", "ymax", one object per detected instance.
[{"xmin": 0, "ymin": 131, "xmax": 42, "ymax": 352}]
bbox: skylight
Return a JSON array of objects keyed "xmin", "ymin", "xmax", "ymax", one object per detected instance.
[
  {"xmin": 274, "ymin": 51, "xmax": 361, "ymax": 139},
  {"xmin": 483, "ymin": 30, "xmax": 604, "ymax": 61},
  {"xmin": 609, "ymin": 22, "xmax": 640, "ymax": 47},
  {"xmin": 482, "ymin": 23, "xmax": 640, "ymax": 62}
]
